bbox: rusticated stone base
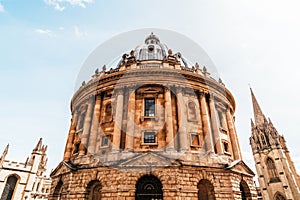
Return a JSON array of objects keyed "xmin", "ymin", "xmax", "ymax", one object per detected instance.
[{"xmin": 49, "ymin": 162, "xmax": 257, "ymax": 200}]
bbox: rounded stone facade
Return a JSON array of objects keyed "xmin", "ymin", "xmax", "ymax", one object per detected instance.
[{"xmin": 50, "ymin": 32, "xmax": 257, "ymax": 200}]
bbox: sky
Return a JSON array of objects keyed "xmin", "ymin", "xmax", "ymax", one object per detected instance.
[{"xmin": 1, "ymin": 0, "xmax": 300, "ymax": 178}]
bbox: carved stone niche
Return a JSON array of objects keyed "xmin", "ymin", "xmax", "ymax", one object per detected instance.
[
  {"xmin": 187, "ymin": 100, "xmax": 198, "ymax": 122},
  {"xmin": 102, "ymin": 100, "xmax": 113, "ymax": 124},
  {"xmin": 215, "ymin": 100, "xmax": 228, "ymax": 133}
]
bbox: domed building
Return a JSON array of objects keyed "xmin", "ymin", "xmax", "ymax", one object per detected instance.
[{"xmin": 49, "ymin": 32, "xmax": 257, "ymax": 200}]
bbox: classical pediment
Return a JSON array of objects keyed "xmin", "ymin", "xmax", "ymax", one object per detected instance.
[
  {"xmin": 50, "ymin": 161, "xmax": 77, "ymax": 177},
  {"xmin": 226, "ymin": 160, "xmax": 255, "ymax": 176},
  {"xmin": 118, "ymin": 152, "xmax": 179, "ymax": 168}
]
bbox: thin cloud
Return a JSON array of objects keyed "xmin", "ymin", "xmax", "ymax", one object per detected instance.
[
  {"xmin": 74, "ymin": 25, "xmax": 87, "ymax": 38},
  {"xmin": 0, "ymin": 3, "xmax": 5, "ymax": 12},
  {"xmin": 44, "ymin": 0, "xmax": 93, "ymax": 11},
  {"xmin": 35, "ymin": 29, "xmax": 56, "ymax": 37}
]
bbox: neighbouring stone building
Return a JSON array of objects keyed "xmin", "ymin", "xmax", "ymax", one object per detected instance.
[
  {"xmin": 49, "ymin": 32, "xmax": 257, "ymax": 199},
  {"xmin": 0, "ymin": 138, "xmax": 52, "ymax": 200},
  {"xmin": 249, "ymin": 89, "xmax": 300, "ymax": 200}
]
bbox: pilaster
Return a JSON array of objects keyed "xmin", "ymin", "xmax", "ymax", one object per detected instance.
[{"xmin": 112, "ymin": 88, "xmax": 124, "ymax": 151}]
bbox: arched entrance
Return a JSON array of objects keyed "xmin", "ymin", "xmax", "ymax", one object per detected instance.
[
  {"xmin": 198, "ymin": 179, "xmax": 215, "ymax": 200},
  {"xmin": 53, "ymin": 180, "xmax": 63, "ymax": 200},
  {"xmin": 0, "ymin": 175, "xmax": 18, "ymax": 200},
  {"xmin": 86, "ymin": 180, "xmax": 102, "ymax": 200},
  {"xmin": 135, "ymin": 175, "xmax": 163, "ymax": 200},
  {"xmin": 240, "ymin": 180, "xmax": 252, "ymax": 200},
  {"xmin": 274, "ymin": 192, "xmax": 286, "ymax": 200}
]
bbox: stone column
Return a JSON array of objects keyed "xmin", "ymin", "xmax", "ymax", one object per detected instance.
[
  {"xmin": 125, "ymin": 88, "xmax": 135, "ymax": 151},
  {"xmin": 87, "ymin": 94, "xmax": 102, "ymax": 153},
  {"xmin": 199, "ymin": 93, "xmax": 214, "ymax": 153},
  {"xmin": 79, "ymin": 97, "xmax": 94, "ymax": 155},
  {"xmin": 176, "ymin": 87, "xmax": 188, "ymax": 151},
  {"xmin": 196, "ymin": 94, "xmax": 204, "ymax": 147},
  {"xmin": 112, "ymin": 88, "xmax": 124, "ymax": 151},
  {"xmin": 209, "ymin": 94, "xmax": 223, "ymax": 154},
  {"xmin": 63, "ymin": 111, "xmax": 78, "ymax": 161},
  {"xmin": 165, "ymin": 87, "xmax": 174, "ymax": 150},
  {"xmin": 226, "ymin": 108, "xmax": 242, "ymax": 160}
]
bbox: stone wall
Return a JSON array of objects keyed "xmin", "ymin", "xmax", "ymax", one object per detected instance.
[{"xmin": 50, "ymin": 165, "xmax": 257, "ymax": 200}]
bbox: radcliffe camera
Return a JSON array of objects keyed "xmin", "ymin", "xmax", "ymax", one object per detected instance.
[{"xmin": 1, "ymin": 2, "xmax": 300, "ymax": 200}]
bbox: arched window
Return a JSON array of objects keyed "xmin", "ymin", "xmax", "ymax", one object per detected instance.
[
  {"xmin": 274, "ymin": 192, "xmax": 286, "ymax": 200},
  {"xmin": 78, "ymin": 112, "xmax": 85, "ymax": 130},
  {"xmin": 0, "ymin": 175, "xmax": 18, "ymax": 200},
  {"xmin": 240, "ymin": 180, "xmax": 252, "ymax": 200},
  {"xmin": 73, "ymin": 142, "xmax": 80, "ymax": 154},
  {"xmin": 198, "ymin": 179, "xmax": 215, "ymax": 200},
  {"xmin": 135, "ymin": 175, "xmax": 163, "ymax": 200},
  {"xmin": 87, "ymin": 180, "xmax": 102, "ymax": 200},
  {"xmin": 187, "ymin": 101, "xmax": 197, "ymax": 121},
  {"xmin": 260, "ymin": 134, "xmax": 267, "ymax": 146},
  {"xmin": 104, "ymin": 103, "xmax": 112, "ymax": 122},
  {"xmin": 53, "ymin": 180, "xmax": 63, "ymax": 200},
  {"xmin": 36, "ymin": 182, "xmax": 40, "ymax": 192},
  {"xmin": 266, "ymin": 157, "xmax": 280, "ymax": 183}
]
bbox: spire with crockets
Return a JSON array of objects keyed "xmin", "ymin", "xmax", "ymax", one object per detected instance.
[
  {"xmin": 0, "ymin": 144, "xmax": 9, "ymax": 166},
  {"xmin": 249, "ymin": 88, "xmax": 286, "ymax": 151},
  {"xmin": 250, "ymin": 88, "xmax": 267, "ymax": 126}
]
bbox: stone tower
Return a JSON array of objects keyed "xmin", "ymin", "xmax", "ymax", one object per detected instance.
[
  {"xmin": 249, "ymin": 88, "xmax": 300, "ymax": 200},
  {"xmin": 50, "ymin": 32, "xmax": 257, "ymax": 200},
  {"xmin": 0, "ymin": 138, "xmax": 51, "ymax": 200}
]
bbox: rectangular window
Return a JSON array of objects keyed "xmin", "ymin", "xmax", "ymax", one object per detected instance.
[
  {"xmin": 144, "ymin": 132, "xmax": 156, "ymax": 143},
  {"xmin": 223, "ymin": 142, "xmax": 229, "ymax": 152},
  {"xmin": 190, "ymin": 133, "xmax": 200, "ymax": 146},
  {"xmin": 218, "ymin": 111, "xmax": 224, "ymax": 128},
  {"xmin": 101, "ymin": 136, "xmax": 109, "ymax": 147},
  {"xmin": 144, "ymin": 98, "xmax": 155, "ymax": 117}
]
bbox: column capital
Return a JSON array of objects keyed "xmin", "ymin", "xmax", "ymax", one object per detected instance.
[
  {"xmin": 113, "ymin": 87, "xmax": 125, "ymax": 96},
  {"xmin": 126, "ymin": 86, "xmax": 136, "ymax": 92},
  {"xmin": 208, "ymin": 93, "xmax": 216, "ymax": 100},
  {"xmin": 175, "ymin": 86, "xmax": 184, "ymax": 94},
  {"xmin": 72, "ymin": 110, "xmax": 79, "ymax": 118},
  {"xmin": 164, "ymin": 87, "xmax": 171, "ymax": 92},
  {"xmin": 199, "ymin": 90, "xmax": 209, "ymax": 97},
  {"xmin": 95, "ymin": 94, "xmax": 101, "ymax": 100}
]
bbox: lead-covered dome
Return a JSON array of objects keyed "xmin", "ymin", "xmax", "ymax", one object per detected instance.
[
  {"xmin": 134, "ymin": 32, "xmax": 169, "ymax": 61},
  {"xmin": 76, "ymin": 28, "xmax": 220, "ymax": 89}
]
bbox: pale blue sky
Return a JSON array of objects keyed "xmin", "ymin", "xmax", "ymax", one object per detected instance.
[{"xmin": 1, "ymin": 0, "xmax": 300, "ymax": 176}]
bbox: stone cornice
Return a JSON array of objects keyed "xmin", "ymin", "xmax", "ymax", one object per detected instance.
[{"xmin": 71, "ymin": 68, "xmax": 235, "ymax": 112}]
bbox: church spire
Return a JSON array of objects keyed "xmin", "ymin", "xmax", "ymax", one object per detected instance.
[
  {"xmin": 0, "ymin": 144, "xmax": 9, "ymax": 166},
  {"xmin": 33, "ymin": 138, "xmax": 43, "ymax": 152},
  {"xmin": 250, "ymin": 88, "xmax": 266, "ymax": 126}
]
